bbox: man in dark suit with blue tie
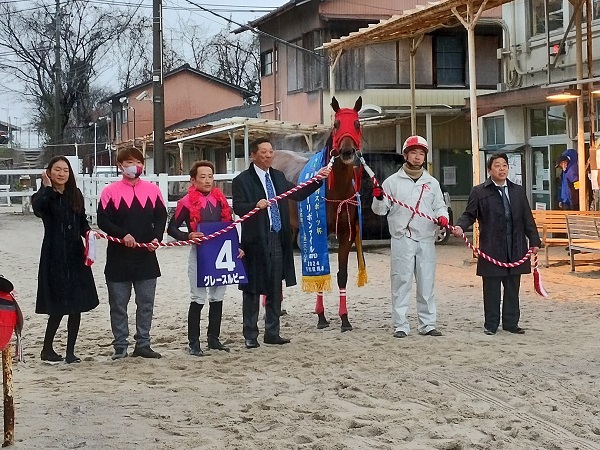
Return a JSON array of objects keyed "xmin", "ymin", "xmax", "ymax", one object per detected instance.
[
  {"xmin": 232, "ymin": 138, "xmax": 331, "ymax": 349},
  {"xmin": 452, "ymin": 153, "xmax": 541, "ymax": 335}
]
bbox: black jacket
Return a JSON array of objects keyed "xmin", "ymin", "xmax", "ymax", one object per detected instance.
[
  {"xmin": 97, "ymin": 179, "xmax": 167, "ymax": 282},
  {"xmin": 232, "ymin": 163, "xmax": 323, "ymax": 294},
  {"xmin": 32, "ymin": 186, "xmax": 99, "ymax": 315},
  {"xmin": 456, "ymin": 178, "xmax": 541, "ymax": 277}
]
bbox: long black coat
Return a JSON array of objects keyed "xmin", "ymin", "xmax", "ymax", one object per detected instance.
[
  {"xmin": 232, "ymin": 163, "xmax": 323, "ymax": 294},
  {"xmin": 32, "ymin": 187, "xmax": 99, "ymax": 315},
  {"xmin": 456, "ymin": 178, "xmax": 541, "ymax": 277}
]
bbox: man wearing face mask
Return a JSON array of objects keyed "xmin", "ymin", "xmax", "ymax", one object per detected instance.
[
  {"xmin": 372, "ymin": 136, "xmax": 448, "ymax": 339},
  {"xmin": 97, "ymin": 147, "xmax": 168, "ymax": 360}
]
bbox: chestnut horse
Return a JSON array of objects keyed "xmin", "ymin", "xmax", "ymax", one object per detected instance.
[{"xmin": 272, "ymin": 97, "xmax": 366, "ymax": 331}]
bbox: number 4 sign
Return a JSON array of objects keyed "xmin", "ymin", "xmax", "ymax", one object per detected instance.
[{"xmin": 196, "ymin": 222, "xmax": 247, "ymax": 287}]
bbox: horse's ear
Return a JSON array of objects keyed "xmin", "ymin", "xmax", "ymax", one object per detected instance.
[
  {"xmin": 331, "ymin": 97, "xmax": 340, "ymax": 112},
  {"xmin": 353, "ymin": 96, "xmax": 363, "ymax": 112}
]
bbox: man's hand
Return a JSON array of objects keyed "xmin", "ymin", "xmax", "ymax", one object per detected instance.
[
  {"xmin": 451, "ymin": 226, "xmax": 463, "ymax": 237},
  {"xmin": 189, "ymin": 231, "xmax": 204, "ymax": 241},
  {"xmin": 437, "ymin": 216, "xmax": 449, "ymax": 227},
  {"xmin": 531, "ymin": 246, "xmax": 539, "ymax": 255},
  {"xmin": 373, "ymin": 186, "xmax": 384, "ymax": 200},
  {"xmin": 237, "ymin": 248, "xmax": 245, "ymax": 259},
  {"xmin": 147, "ymin": 238, "xmax": 159, "ymax": 252},
  {"xmin": 317, "ymin": 166, "xmax": 331, "ymax": 178},
  {"xmin": 123, "ymin": 234, "xmax": 136, "ymax": 248},
  {"xmin": 256, "ymin": 199, "xmax": 270, "ymax": 209}
]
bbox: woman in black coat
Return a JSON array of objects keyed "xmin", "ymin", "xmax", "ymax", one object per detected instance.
[{"xmin": 32, "ymin": 156, "xmax": 99, "ymax": 363}]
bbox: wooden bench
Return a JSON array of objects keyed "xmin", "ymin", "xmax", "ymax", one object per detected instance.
[
  {"xmin": 531, "ymin": 210, "xmax": 600, "ymax": 267},
  {"xmin": 566, "ymin": 215, "xmax": 600, "ymax": 271}
]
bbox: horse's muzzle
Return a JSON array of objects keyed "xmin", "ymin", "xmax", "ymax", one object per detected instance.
[{"xmin": 340, "ymin": 148, "xmax": 356, "ymax": 162}]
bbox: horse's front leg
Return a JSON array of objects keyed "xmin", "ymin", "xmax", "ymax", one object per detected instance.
[
  {"xmin": 315, "ymin": 292, "xmax": 329, "ymax": 329},
  {"xmin": 337, "ymin": 239, "xmax": 353, "ymax": 332}
]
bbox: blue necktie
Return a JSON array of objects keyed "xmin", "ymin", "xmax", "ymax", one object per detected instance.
[{"xmin": 265, "ymin": 172, "xmax": 281, "ymax": 232}]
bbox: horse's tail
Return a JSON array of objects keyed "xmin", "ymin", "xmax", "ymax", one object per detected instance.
[{"xmin": 354, "ymin": 222, "xmax": 367, "ymax": 287}]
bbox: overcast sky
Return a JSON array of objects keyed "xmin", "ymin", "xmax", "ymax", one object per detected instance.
[{"xmin": 1, "ymin": 0, "xmax": 285, "ymax": 145}]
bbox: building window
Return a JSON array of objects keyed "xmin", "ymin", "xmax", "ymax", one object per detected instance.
[
  {"xmin": 398, "ymin": 37, "xmax": 433, "ymax": 86},
  {"xmin": 364, "ymin": 42, "xmax": 398, "ymax": 85},
  {"xmin": 287, "ymin": 39, "xmax": 305, "ymax": 92},
  {"xmin": 261, "ymin": 50, "xmax": 273, "ymax": 77},
  {"xmin": 547, "ymin": 105, "xmax": 566, "ymax": 134},
  {"xmin": 122, "ymin": 107, "xmax": 128, "ymax": 124},
  {"xmin": 484, "ymin": 116, "xmax": 505, "ymax": 147},
  {"xmin": 530, "ymin": 105, "xmax": 566, "ymax": 136},
  {"xmin": 435, "ymin": 36, "xmax": 465, "ymax": 86},
  {"xmin": 594, "ymin": 0, "xmax": 600, "ymax": 19},
  {"xmin": 530, "ymin": 0, "xmax": 563, "ymax": 36}
]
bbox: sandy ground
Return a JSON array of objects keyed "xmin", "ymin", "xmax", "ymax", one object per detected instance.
[{"xmin": 1, "ymin": 206, "xmax": 600, "ymax": 450}]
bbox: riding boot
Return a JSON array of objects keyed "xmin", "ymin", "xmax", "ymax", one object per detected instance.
[
  {"xmin": 187, "ymin": 302, "xmax": 204, "ymax": 356},
  {"xmin": 207, "ymin": 301, "xmax": 229, "ymax": 351}
]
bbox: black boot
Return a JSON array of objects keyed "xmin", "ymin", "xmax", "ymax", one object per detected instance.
[
  {"xmin": 187, "ymin": 302, "xmax": 204, "ymax": 356},
  {"xmin": 207, "ymin": 301, "xmax": 229, "ymax": 352}
]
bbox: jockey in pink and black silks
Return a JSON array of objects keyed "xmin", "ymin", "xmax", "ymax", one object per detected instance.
[{"xmin": 167, "ymin": 160, "xmax": 240, "ymax": 356}]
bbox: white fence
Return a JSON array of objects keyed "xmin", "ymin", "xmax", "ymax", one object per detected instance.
[
  {"xmin": 0, "ymin": 169, "xmax": 43, "ymax": 210},
  {"xmin": 0, "ymin": 169, "xmax": 238, "ymax": 221}
]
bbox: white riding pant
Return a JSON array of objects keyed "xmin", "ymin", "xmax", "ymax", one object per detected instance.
[
  {"xmin": 188, "ymin": 246, "xmax": 226, "ymax": 305},
  {"xmin": 390, "ymin": 235, "xmax": 437, "ymax": 334}
]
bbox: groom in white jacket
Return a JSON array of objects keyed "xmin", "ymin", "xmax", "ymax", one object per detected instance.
[{"xmin": 372, "ymin": 135, "xmax": 448, "ymax": 338}]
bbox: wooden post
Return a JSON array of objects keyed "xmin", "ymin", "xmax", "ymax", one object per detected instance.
[{"xmin": 2, "ymin": 345, "xmax": 14, "ymax": 447}]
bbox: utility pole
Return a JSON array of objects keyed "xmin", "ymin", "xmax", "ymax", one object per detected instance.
[
  {"xmin": 152, "ymin": 0, "xmax": 165, "ymax": 174},
  {"xmin": 53, "ymin": 0, "xmax": 62, "ymax": 156}
]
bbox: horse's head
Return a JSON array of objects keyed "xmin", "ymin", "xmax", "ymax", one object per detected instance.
[{"xmin": 331, "ymin": 96, "xmax": 362, "ymax": 165}]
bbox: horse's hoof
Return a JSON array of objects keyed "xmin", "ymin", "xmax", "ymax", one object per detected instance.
[
  {"xmin": 317, "ymin": 313, "xmax": 330, "ymax": 329},
  {"xmin": 340, "ymin": 314, "xmax": 353, "ymax": 332}
]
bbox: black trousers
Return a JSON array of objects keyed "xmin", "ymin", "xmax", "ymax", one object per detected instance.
[
  {"xmin": 243, "ymin": 231, "xmax": 283, "ymax": 340},
  {"xmin": 482, "ymin": 274, "xmax": 521, "ymax": 332}
]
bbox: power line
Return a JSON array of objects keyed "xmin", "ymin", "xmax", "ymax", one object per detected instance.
[{"xmin": 181, "ymin": 0, "xmax": 322, "ymax": 57}]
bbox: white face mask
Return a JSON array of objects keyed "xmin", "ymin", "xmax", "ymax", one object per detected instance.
[{"xmin": 122, "ymin": 165, "xmax": 143, "ymax": 179}]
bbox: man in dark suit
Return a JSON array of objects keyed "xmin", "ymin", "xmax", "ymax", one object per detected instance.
[
  {"xmin": 452, "ymin": 153, "xmax": 541, "ymax": 335},
  {"xmin": 232, "ymin": 138, "xmax": 331, "ymax": 349}
]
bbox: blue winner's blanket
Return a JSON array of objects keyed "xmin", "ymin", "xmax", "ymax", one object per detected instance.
[{"xmin": 298, "ymin": 148, "xmax": 331, "ymax": 292}]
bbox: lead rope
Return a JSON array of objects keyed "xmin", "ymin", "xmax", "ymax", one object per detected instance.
[
  {"xmin": 95, "ymin": 158, "xmax": 336, "ymax": 248},
  {"xmin": 357, "ymin": 153, "xmax": 547, "ymax": 297}
]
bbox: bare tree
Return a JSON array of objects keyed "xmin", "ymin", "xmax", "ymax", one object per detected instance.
[
  {"xmin": 206, "ymin": 25, "xmax": 260, "ymax": 103},
  {"xmin": 0, "ymin": 0, "xmax": 140, "ymax": 150},
  {"xmin": 174, "ymin": 22, "xmax": 260, "ymax": 104},
  {"xmin": 114, "ymin": 17, "xmax": 187, "ymax": 90}
]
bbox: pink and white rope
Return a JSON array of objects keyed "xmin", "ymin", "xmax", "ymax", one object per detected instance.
[
  {"xmin": 358, "ymin": 155, "xmax": 534, "ymax": 269},
  {"xmin": 95, "ymin": 159, "xmax": 335, "ymax": 248}
]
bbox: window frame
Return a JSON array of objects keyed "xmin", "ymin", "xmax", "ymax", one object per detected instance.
[
  {"xmin": 260, "ymin": 50, "xmax": 273, "ymax": 77},
  {"xmin": 434, "ymin": 35, "xmax": 466, "ymax": 87}
]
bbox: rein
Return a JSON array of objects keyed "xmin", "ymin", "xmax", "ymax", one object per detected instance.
[
  {"xmin": 356, "ymin": 152, "xmax": 538, "ymax": 270},
  {"xmin": 95, "ymin": 157, "xmax": 336, "ymax": 248}
]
